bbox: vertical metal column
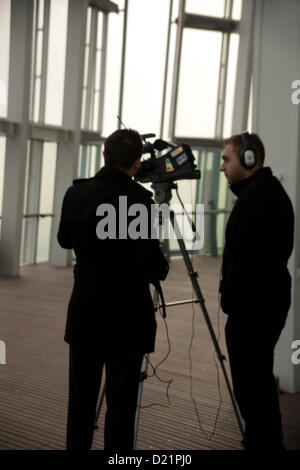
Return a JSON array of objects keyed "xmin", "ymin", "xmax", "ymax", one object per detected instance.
[
  {"xmin": 168, "ymin": 0, "xmax": 185, "ymax": 140},
  {"xmin": 159, "ymin": 0, "xmax": 173, "ymax": 139},
  {"xmin": 117, "ymin": 0, "xmax": 129, "ymax": 127},
  {"xmin": 98, "ymin": 12, "xmax": 108, "ymax": 134},
  {"xmin": 39, "ymin": 0, "xmax": 50, "ymax": 123},
  {"xmin": 49, "ymin": 0, "xmax": 88, "ymax": 267},
  {"xmin": 214, "ymin": 0, "xmax": 233, "ymax": 139},
  {"xmin": 231, "ymin": 0, "xmax": 256, "ymax": 133},
  {"xmin": 85, "ymin": 7, "xmax": 98, "ymax": 130},
  {"xmin": 225, "ymin": 0, "xmax": 256, "ymax": 212},
  {"xmin": 0, "ymin": 0, "xmax": 34, "ymax": 276},
  {"xmin": 23, "ymin": 0, "xmax": 50, "ymax": 265}
]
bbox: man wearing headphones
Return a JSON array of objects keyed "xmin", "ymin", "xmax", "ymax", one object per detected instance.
[{"xmin": 220, "ymin": 132, "xmax": 294, "ymax": 450}]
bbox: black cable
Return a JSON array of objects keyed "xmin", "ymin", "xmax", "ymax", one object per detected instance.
[
  {"xmin": 138, "ymin": 300, "xmax": 173, "ymax": 410},
  {"xmin": 183, "ymin": 182, "xmax": 224, "ymax": 441},
  {"xmin": 139, "ymin": 185, "xmax": 225, "ymax": 439}
]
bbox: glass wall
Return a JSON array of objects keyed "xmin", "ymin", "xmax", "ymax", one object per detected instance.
[
  {"xmin": 102, "ymin": 2, "xmax": 125, "ymax": 136},
  {"xmin": 44, "ymin": 0, "xmax": 68, "ymax": 125},
  {"xmin": 122, "ymin": 0, "xmax": 170, "ymax": 136},
  {"xmin": 20, "ymin": 141, "xmax": 57, "ymax": 265},
  {"xmin": 0, "ymin": 0, "xmax": 250, "ymax": 266},
  {"xmin": 176, "ymin": 29, "xmax": 223, "ymax": 138},
  {"xmin": 36, "ymin": 142, "xmax": 57, "ymax": 262},
  {"xmin": 78, "ymin": 144, "xmax": 103, "ymax": 178},
  {"xmin": 185, "ymin": 0, "xmax": 225, "ymax": 18}
]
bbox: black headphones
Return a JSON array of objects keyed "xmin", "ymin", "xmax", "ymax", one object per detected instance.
[{"xmin": 240, "ymin": 132, "xmax": 257, "ymax": 169}]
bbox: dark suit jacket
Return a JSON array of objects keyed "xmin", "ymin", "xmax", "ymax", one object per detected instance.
[
  {"xmin": 57, "ymin": 166, "xmax": 169, "ymax": 353},
  {"xmin": 220, "ymin": 167, "xmax": 294, "ymax": 327}
]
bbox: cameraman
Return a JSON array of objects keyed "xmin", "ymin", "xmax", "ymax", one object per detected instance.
[
  {"xmin": 57, "ymin": 128, "xmax": 169, "ymax": 450},
  {"xmin": 219, "ymin": 132, "xmax": 294, "ymax": 450}
]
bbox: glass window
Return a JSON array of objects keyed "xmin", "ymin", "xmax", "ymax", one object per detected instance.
[
  {"xmin": 185, "ymin": 0, "xmax": 225, "ymax": 18},
  {"xmin": 38, "ymin": 0, "xmax": 45, "ymax": 29},
  {"xmin": 78, "ymin": 145, "xmax": 103, "ymax": 178},
  {"xmin": 0, "ymin": 0, "xmax": 10, "ymax": 118},
  {"xmin": 39, "ymin": 142, "xmax": 57, "ymax": 214},
  {"xmin": 102, "ymin": 9, "xmax": 124, "ymax": 136},
  {"xmin": 36, "ymin": 142, "xmax": 57, "ymax": 262},
  {"xmin": 36, "ymin": 217, "xmax": 52, "ymax": 263},
  {"xmin": 223, "ymin": 33, "xmax": 239, "ymax": 137},
  {"xmin": 232, "ymin": 0, "xmax": 243, "ymax": 20},
  {"xmin": 122, "ymin": 0, "xmax": 170, "ymax": 136},
  {"xmin": 44, "ymin": 0, "xmax": 68, "ymax": 125},
  {"xmin": 175, "ymin": 29, "xmax": 222, "ymax": 138}
]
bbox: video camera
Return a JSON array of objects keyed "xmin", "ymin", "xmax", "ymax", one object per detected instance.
[{"xmin": 135, "ymin": 134, "xmax": 201, "ymax": 184}]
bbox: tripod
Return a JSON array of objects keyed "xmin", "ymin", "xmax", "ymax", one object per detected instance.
[
  {"xmin": 133, "ymin": 181, "xmax": 244, "ymax": 446},
  {"xmin": 95, "ymin": 181, "xmax": 245, "ymax": 446}
]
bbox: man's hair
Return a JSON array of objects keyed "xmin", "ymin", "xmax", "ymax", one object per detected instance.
[
  {"xmin": 104, "ymin": 128, "xmax": 143, "ymax": 169},
  {"xmin": 223, "ymin": 133, "xmax": 265, "ymax": 166}
]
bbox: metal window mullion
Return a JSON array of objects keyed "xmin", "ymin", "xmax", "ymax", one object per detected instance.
[
  {"xmin": 39, "ymin": 0, "xmax": 50, "ymax": 123},
  {"xmin": 224, "ymin": 0, "xmax": 233, "ymax": 18},
  {"xmin": 215, "ymin": 0, "xmax": 233, "ymax": 139},
  {"xmin": 159, "ymin": 0, "xmax": 173, "ymax": 139},
  {"xmin": 215, "ymin": 32, "xmax": 230, "ymax": 139},
  {"xmin": 85, "ymin": 8, "xmax": 98, "ymax": 129},
  {"xmin": 97, "ymin": 12, "xmax": 108, "ymax": 134},
  {"xmin": 117, "ymin": 0, "xmax": 128, "ymax": 126},
  {"xmin": 30, "ymin": 0, "xmax": 39, "ymax": 121},
  {"xmin": 169, "ymin": 0, "xmax": 185, "ymax": 140},
  {"xmin": 22, "ymin": 140, "xmax": 43, "ymax": 265}
]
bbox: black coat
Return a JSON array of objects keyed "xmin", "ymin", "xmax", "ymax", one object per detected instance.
[
  {"xmin": 57, "ymin": 166, "xmax": 169, "ymax": 353},
  {"xmin": 220, "ymin": 167, "xmax": 294, "ymax": 325}
]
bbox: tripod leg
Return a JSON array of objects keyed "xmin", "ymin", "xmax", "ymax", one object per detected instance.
[
  {"xmin": 133, "ymin": 354, "xmax": 150, "ymax": 449},
  {"xmin": 133, "ymin": 288, "xmax": 159, "ymax": 449},
  {"xmin": 94, "ymin": 382, "xmax": 106, "ymax": 429}
]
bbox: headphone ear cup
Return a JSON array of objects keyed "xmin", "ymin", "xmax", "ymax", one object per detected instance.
[
  {"xmin": 244, "ymin": 149, "xmax": 256, "ymax": 168},
  {"xmin": 240, "ymin": 132, "xmax": 257, "ymax": 168}
]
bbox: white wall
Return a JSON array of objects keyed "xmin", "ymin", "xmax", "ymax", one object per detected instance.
[{"xmin": 252, "ymin": 0, "xmax": 300, "ymax": 393}]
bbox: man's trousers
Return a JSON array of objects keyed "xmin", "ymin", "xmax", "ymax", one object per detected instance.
[
  {"xmin": 225, "ymin": 314, "xmax": 285, "ymax": 450},
  {"xmin": 66, "ymin": 344, "xmax": 144, "ymax": 450}
]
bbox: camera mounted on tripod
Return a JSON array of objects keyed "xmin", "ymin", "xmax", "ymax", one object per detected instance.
[{"xmin": 135, "ymin": 134, "xmax": 201, "ymax": 184}]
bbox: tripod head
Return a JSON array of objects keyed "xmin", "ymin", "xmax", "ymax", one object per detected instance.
[{"xmin": 151, "ymin": 181, "xmax": 177, "ymax": 205}]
